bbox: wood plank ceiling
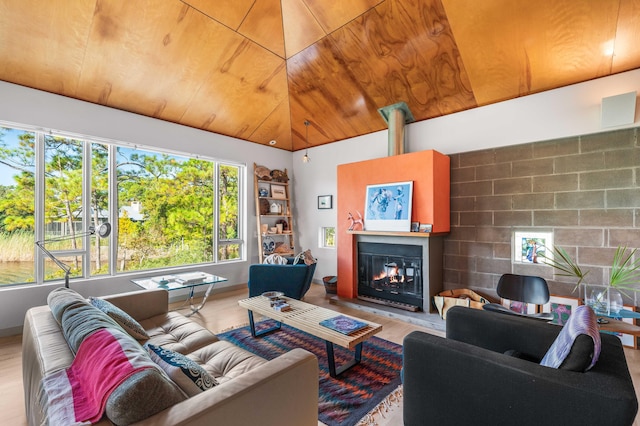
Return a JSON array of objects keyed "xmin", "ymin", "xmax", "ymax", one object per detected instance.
[{"xmin": 0, "ymin": 0, "xmax": 639, "ymax": 151}]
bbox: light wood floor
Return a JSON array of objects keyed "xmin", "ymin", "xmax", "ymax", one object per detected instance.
[{"xmin": 3, "ymin": 283, "xmax": 640, "ymax": 425}]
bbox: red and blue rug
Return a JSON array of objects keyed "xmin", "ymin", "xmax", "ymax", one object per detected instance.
[{"xmin": 218, "ymin": 320, "xmax": 403, "ymax": 426}]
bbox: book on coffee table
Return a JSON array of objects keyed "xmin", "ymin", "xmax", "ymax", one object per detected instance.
[{"xmin": 319, "ymin": 315, "xmax": 369, "ymax": 335}]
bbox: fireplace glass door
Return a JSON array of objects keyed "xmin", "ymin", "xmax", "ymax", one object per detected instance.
[{"xmin": 357, "ymin": 242, "xmax": 423, "ymax": 310}]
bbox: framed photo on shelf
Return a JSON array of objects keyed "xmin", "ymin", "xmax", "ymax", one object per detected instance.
[
  {"xmin": 318, "ymin": 195, "xmax": 332, "ymax": 209},
  {"xmin": 410, "ymin": 222, "xmax": 420, "ymax": 232},
  {"xmin": 270, "ymin": 184, "xmax": 287, "ymax": 199},
  {"xmin": 419, "ymin": 223, "xmax": 432, "ymax": 233},
  {"xmin": 513, "ymin": 231, "xmax": 552, "ymax": 264},
  {"xmin": 364, "ymin": 181, "xmax": 413, "ymax": 232},
  {"xmin": 541, "ymin": 295, "xmax": 582, "ymax": 326}
]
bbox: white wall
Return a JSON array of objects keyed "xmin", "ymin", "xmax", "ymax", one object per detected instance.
[
  {"xmin": 292, "ymin": 68, "xmax": 640, "ymax": 284},
  {"xmin": 1, "ymin": 69, "xmax": 639, "ymax": 335},
  {"xmin": 0, "ymin": 81, "xmax": 292, "ymax": 335}
]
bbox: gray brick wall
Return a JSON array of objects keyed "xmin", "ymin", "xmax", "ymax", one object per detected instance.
[{"xmin": 444, "ymin": 127, "xmax": 640, "ymax": 306}]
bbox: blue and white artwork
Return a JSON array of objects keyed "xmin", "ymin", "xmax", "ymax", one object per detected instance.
[{"xmin": 364, "ymin": 181, "xmax": 413, "ymax": 231}]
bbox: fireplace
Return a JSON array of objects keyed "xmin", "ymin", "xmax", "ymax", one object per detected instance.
[{"xmin": 357, "ymin": 242, "xmax": 424, "ymax": 311}]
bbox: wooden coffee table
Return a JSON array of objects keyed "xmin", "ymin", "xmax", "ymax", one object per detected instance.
[{"xmin": 238, "ymin": 296, "xmax": 382, "ymax": 378}]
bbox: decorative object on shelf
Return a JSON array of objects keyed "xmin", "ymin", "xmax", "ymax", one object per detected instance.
[
  {"xmin": 255, "ymin": 165, "xmax": 271, "ymax": 180},
  {"xmin": 262, "ymin": 236, "xmax": 275, "ymax": 254},
  {"xmin": 410, "ymin": 222, "xmax": 419, "ymax": 232},
  {"xmin": 270, "ymin": 184, "xmax": 286, "ymax": 199},
  {"xmin": 302, "ymin": 120, "xmax": 311, "ymax": 163},
  {"xmin": 318, "ymin": 195, "xmax": 332, "ymax": 209},
  {"xmin": 543, "ymin": 245, "xmax": 640, "ymax": 316},
  {"xmin": 259, "ymin": 198, "xmax": 270, "ymax": 215},
  {"xmin": 276, "ymin": 223, "xmax": 283, "ymax": 234},
  {"xmin": 258, "ymin": 187, "xmax": 269, "ymax": 197},
  {"xmin": 274, "ymin": 242, "xmax": 291, "ymax": 253},
  {"xmin": 347, "ymin": 211, "xmax": 364, "ymax": 231},
  {"xmin": 270, "ymin": 169, "xmax": 289, "ymax": 183},
  {"xmin": 513, "ymin": 231, "xmax": 552, "ymax": 264},
  {"xmin": 270, "ymin": 202, "xmax": 281, "ymax": 214},
  {"xmin": 364, "ymin": 181, "xmax": 413, "ymax": 231},
  {"xmin": 260, "ymin": 224, "xmax": 268, "ymax": 234},
  {"xmin": 275, "ymin": 219, "xmax": 288, "ymax": 231},
  {"xmin": 419, "ymin": 224, "xmax": 432, "ymax": 233}
]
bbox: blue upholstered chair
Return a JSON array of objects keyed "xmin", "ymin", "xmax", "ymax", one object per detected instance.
[{"xmin": 247, "ymin": 257, "xmax": 317, "ymax": 300}]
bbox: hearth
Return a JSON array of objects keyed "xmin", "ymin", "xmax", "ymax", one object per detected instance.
[{"xmin": 357, "ymin": 242, "xmax": 423, "ymax": 311}]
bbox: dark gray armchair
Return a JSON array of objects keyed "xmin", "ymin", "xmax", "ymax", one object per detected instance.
[{"xmin": 403, "ymin": 306, "xmax": 638, "ymax": 426}]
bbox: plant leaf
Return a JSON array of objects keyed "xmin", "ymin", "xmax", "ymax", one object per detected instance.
[
  {"xmin": 541, "ymin": 246, "xmax": 589, "ymax": 293},
  {"xmin": 610, "ymin": 246, "xmax": 640, "ymax": 291}
]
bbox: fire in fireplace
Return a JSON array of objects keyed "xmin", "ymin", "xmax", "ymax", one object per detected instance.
[{"xmin": 357, "ymin": 242, "xmax": 423, "ymax": 311}]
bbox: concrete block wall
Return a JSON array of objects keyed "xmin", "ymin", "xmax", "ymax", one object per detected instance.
[{"xmin": 444, "ymin": 126, "xmax": 640, "ymax": 306}]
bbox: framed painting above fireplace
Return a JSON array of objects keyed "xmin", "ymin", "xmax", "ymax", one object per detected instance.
[{"xmin": 364, "ymin": 181, "xmax": 413, "ymax": 232}]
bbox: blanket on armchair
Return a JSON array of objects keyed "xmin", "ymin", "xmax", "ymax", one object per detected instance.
[{"xmin": 42, "ymin": 328, "xmax": 155, "ymax": 424}]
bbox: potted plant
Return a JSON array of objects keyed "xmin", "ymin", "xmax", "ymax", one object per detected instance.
[{"xmin": 543, "ymin": 246, "xmax": 640, "ymax": 315}]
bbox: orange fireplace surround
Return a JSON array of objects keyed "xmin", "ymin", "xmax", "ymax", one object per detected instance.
[{"xmin": 336, "ymin": 150, "xmax": 450, "ymax": 299}]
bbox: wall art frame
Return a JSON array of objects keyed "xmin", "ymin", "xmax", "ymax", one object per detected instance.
[
  {"xmin": 364, "ymin": 181, "xmax": 413, "ymax": 232},
  {"xmin": 513, "ymin": 231, "xmax": 553, "ymax": 264},
  {"xmin": 318, "ymin": 195, "xmax": 332, "ymax": 209}
]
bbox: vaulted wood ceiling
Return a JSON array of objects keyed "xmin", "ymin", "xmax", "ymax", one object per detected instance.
[{"xmin": 1, "ymin": 0, "xmax": 639, "ymax": 151}]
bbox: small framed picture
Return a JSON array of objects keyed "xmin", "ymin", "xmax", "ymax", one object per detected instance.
[
  {"xmin": 410, "ymin": 222, "xmax": 420, "ymax": 232},
  {"xmin": 419, "ymin": 223, "xmax": 432, "ymax": 233},
  {"xmin": 318, "ymin": 195, "xmax": 332, "ymax": 209},
  {"xmin": 270, "ymin": 184, "xmax": 287, "ymax": 199},
  {"xmin": 513, "ymin": 231, "xmax": 552, "ymax": 264},
  {"xmin": 541, "ymin": 295, "xmax": 582, "ymax": 326}
]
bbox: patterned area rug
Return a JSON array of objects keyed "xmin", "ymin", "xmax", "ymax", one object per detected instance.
[{"xmin": 218, "ymin": 320, "xmax": 403, "ymax": 426}]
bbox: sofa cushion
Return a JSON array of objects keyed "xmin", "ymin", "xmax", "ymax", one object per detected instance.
[
  {"xmin": 47, "ymin": 287, "xmax": 91, "ymax": 324},
  {"xmin": 47, "ymin": 287, "xmax": 122, "ymax": 353},
  {"xmin": 145, "ymin": 344, "xmax": 217, "ymax": 396},
  {"xmin": 140, "ymin": 311, "xmax": 219, "ymax": 354},
  {"xmin": 540, "ymin": 305, "xmax": 601, "ymax": 372},
  {"xmin": 187, "ymin": 340, "xmax": 267, "ymax": 384},
  {"xmin": 101, "ymin": 327, "xmax": 187, "ymax": 424},
  {"xmin": 90, "ymin": 297, "xmax": 149, "ymax": 340}
]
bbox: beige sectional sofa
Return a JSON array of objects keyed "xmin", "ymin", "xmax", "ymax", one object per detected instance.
[{"xmin": 22, "ymin": 287, "xmax": 319, "ymax": 425}]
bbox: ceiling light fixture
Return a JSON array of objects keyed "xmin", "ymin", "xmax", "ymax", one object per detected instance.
[{"xmin": 302, "ymin": 120, "xmax": 311, "ymax": 163}]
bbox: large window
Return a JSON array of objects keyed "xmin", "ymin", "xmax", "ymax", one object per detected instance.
[{"xmin": 0, "ymin": 124, "xmax": 244, "ymax": 287}]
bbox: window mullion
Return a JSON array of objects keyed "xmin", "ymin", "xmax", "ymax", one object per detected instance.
[
  {"xmin": 82, "ymin": 142, "xmax": 91, "ymax": 278},
  {"xmin": 34, "ymin": 132, "xmax": 45, "ymax": 284}
]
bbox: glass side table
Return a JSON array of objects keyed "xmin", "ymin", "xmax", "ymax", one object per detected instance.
[{"xmin": 132, "ymin": 272, "xmax": 227, "ymax": 316}]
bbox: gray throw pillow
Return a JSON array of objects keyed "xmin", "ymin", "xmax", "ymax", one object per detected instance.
[{"xmin": 90, "ymin": 297, "xmax": 149, "ymax": 340}]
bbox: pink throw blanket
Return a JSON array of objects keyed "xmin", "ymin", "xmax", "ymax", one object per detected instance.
[{"xmin": 42, "ymin": 328, "xmax": 153, "ymax": 424}]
